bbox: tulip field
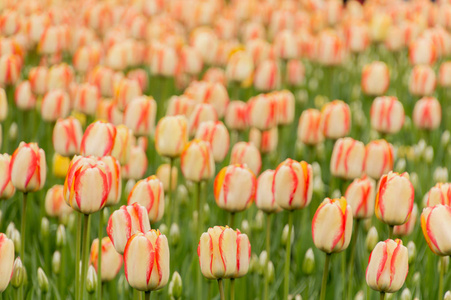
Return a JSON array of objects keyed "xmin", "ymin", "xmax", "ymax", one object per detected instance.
[{"xmin": 3, "ymin": 0, "xmax": 451, "ymax": 300}]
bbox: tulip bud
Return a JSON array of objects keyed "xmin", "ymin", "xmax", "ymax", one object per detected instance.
[
  {"xmin": 282, "ymin": 224, "xmax": 295, "ymax": 246},
  {"xmin": 55, "ymin": 225, "xmax": 66, "ymax": 248},
  {"xmin": 11, "ymin": 257, "xmax": 24, "ymax": 289},
  {"xmin": 370, "ymin": 96, "xmax": 405, "ymax": 134},
  {"xmin": 366, "ymin": 239, "xmax": 409, "ymax": 293},
  {"xmin": 80, "ymin": 121, "xmax": 117, "ymax": 157},
  {"xmin": 445, "ymin": 291, "xmax": 451, "ymax": 300},
  {"xmin": 40, "ymin": 217, "xmax": 49, "ymax": 239},
  {"xmin": 11, "ymin": 229, "xmax": 20, "ymax": 253},
  {"xmin": 124, "ymin": 230, "xmax": 170, "ymax": 291},
  {"xmin": 255, "ymin": 170, "xmax": 281, "ymax": 213},
  {"xmin": 0, "ymin": 154, "xmax": 15, "ymax": 200},
  {"xmin": 122, "ymin": 146, "xmax": 148, "ymax": 180},
  {"xmin": 274, "ymin": 159, "xmax": 313, "ymax": 210},
  {"xmin": 361, "ymin": 61, "xmax": 390, "ymax": 96},
  {"xmin": 240, "ymin": 220, "xmax": 250, "ymax": 236},
  {"xmin": 52, "ymin": 251, "xmax": 61, "ymax": 274},
  {"xmin": 297, "ymin": 109, "xmax": 324, "ymax": 145},
  {"xmin": 53, "ymin": 117, "xmax": 83, "ymax": 157},
  {"xmin": 400, "ymin": 288, "xmax": 412, "ymax": 300},
  {"xmin": 247, "ymin": 94, "xmax": 278, "ymax": 131},
  {"xmin": 345, "ymin": 176, "xmax": 376, "ymax": 219},
  {"xmin": 37, "ymin": 267, "xmax": 49, "ymax": 294},
  {"xmin": 86, "ymin": 265, "xmax": 97, "ymax": 294},
  {"xmin": 195, "ymin": 121, "xmax": 229, "ymax": 162},
  {"xmin": 267, "ymin": 261, "xmax": 275, "ymax": 283},
  {"xmin": 155, "ymin": 116, "xmax": 188, "ymax": 158},
  {"xmin": 320, "ymin": 100, "xmax": 351, "ymax": 139},
  {"xmin": 170, "ymin": 224, "xmax": 180, "ymax": 246},
  {"xmin": 407, "ymin": 241, "xmax": 416, "ymax": 265},
  {"xmin": 421, "ymin": 205, "xmax": 451, "ymax": 256},
  {"xmin": 10, "ymin": 142, "xmax": 46, "ymax": 192},
  {"xmin": 249, "ymin": 253, "xmax": 259, "ymax": 274},
  {"xmin": 302, "ymin": 248, "xmax": 315, "ymax": 275},
  {"xmin": 409, "ymin": 65, "xmax": 436, "ymax": 97},
  {"xmin": 180, "ymin": 140, "xmax": 215, "ymax": 182},
  {"xmin": 259, "ymin": 251, "xmax": 268, "ymax": 269},
  {"xmin": 169, "ymin": 271, "xmax": 182, "ymax": 299},
  {"xmin": 225, "ymin": 100, "xmax": 248, "ymax": 131},
  {"xmin": 413, "ymin": 97, "xmax": 441, "ymax": 130},
  {"xmin": 366, "ymin": 227, "xmax": 379, "ymax": 252},
  {"xmin": 364, "ymin": 140, "xmax": 394, "ymax": 180},
  {"xmin": 90, "ymin": 237, "xmax": 123, "ymax": 282}
]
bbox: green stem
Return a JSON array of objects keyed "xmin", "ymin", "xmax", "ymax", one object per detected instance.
[
  {"xmin": 347, "ymin": 219, "xmax": 360, "ymax": 299},
  {"xmin": 75, "ymin": 213, "xmax": 82, "ymax": 300},
  {"xmin": 320, "ymin": 254, "xmax": 331, "ymax": 300},
  {"xmin": 145, "ymin": 291, "xmax": 151, "ymax": 300},
  {"xmin": 380, "ymin": 291, "xmax": 385, "ymax": 300},
  {"xmin": 98, "ymin": 209, "xmax": 103, "ymax": 300},
  {"xmin": 197, "ymin": 181, "xmax": 203, "ymax": 299},
  {"xmin": 388, "ymin": 225, "xmax": 394, "ymax": 239},
  {"xmin": 283, "ymin": 211, "xmax": 293, "ymax": 300},
  {"xmin": 168, "ymin": 158, "xmax": 174, "ymax": 225},
  {"xmin": 229, "ymin": 212, "xmax": 235, "ymax": 229},
  {"xmin": 19, "ymin": 192, "xmax": 27, "ymax": 299},
  {"xmin": 80, "ymin": 214, "xmax": 91, "ymax": 300},
  {"xmin": 218, "ymin": 279, "xmax": 225, "ymax": 300},
  {"xmin": 264, "ymin": 213, "xmax": 271, "ymax": 300},
  {"xmin": 230, "ymin": 279, "xmax": 235, "ymax": 300},
  {"xmin": 439, "ymin": 257, "xmax": 446, "ymax": 300}
]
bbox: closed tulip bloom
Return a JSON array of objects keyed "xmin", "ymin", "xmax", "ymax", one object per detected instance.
[
  {"xmin": 409, "ymin": 38, "xmax": 436, "ymax": 66},
  {"xmin": 439, "ymin": 62, "xmax": 451, "ymax": 88},
  {"xmin": 100, "ymin": 156, "xmax": 122, "ymax": 207},
  {"xmin": 247, "ymin": 94, "xmax": 278, "ymax": 131},
  {"xmin": 53, "ymin": 117, "xmax": 83, "ymax": 157},
  {"xmin": 149, "ymin": 42, "xmax": 179, "ymax": 77},
  {"xmin": 408, "ymin": 65, "xmax": 436, "ymax": 97},
  {"xmin": 14, "ymin": 81, "xmax": 36, "ymax": 110},
  {"xmin": 124, "ymin": 230, "xmax": 169, "ymax": 291},
  {"xmin": 375, "ymin": 171, "xmax": 415, "ymax": 226},
  {"xmin": 370, "ymin": 96, "xmax": 405, "ymax": 134},
  {"xmin": 111, "ymin": 125, "xmax": 133, "ymax": 165},
  {"xmin": 166, "ymin": 95, "xmax": 195, "ymax": 118},
  {"xmin": 195, "ymin": 121, "xmax": 229, "ymax": 162},
  {"xmin": 127, "ymin": 69, "xmax": 148, "ymax": 93},
  {"xmin": 361, "ymin": 61, "xmax": 390, "ymax": 96},
  {"xmin": 96, "ymin": 99, "xmax": 123, "ymax": 126},
  {"xmin": 286, "ymin": 59, "xmax": 305, "ymax": 87},
  {"xmin": 90, "ymin": 237, "xmax": 123, "ymax": 282},
  {"xmin": 155, "ymin": 116, "xmax": 188, "ymax": 158},
  {"xmin": 274, "ymin": 30, "xmax": 299, "ymax": 60},
  {"xmin": 330, "ymin": 137, "xmax": 365, "ymax": 180},
  {"xmin": 245, "ymin": 38, "xmax": 273, "ymax": 65},
  {"xmin": 312, "ymin": 197, "xmax": 353, "ymax": 253},
  {"xmin": 73, "ymin": 83, "xmax": 101, "ymax": 116},
  {"xmin": 123, "ymin": 96, "xmax": 157, "ymax": 136},
  {"xmin": 225, "ymin": 101, "xmax": 248, "ymax": 131},
  {"xmin": 255, "ymin": 170, "xmax": 280, "ymax": 213},
  {"xmin": 89, "ymin": 66, "xmax": 121, "ymax": 98},
  {"xmin": 394, "ymin": 203, "xmax": 418, "ymax": 237},
  {"xmin": 273, "ymin": 159, "xmax": 313, "ymax": 210},
  {"xmin": 230, "ymin": 142, "xmax": 261, "ymax": 175},
  {"xmin": 41, "ymin": 90, "xmax": 70, "ymax": 122},
  {"xmin": 232, "ymin": 230, "xmax": 251, "ymax": 278},
  {"xmin": 10, "ymin": 142, "xmax": 46, "ymax": 192},
  {"xmin": 253, "ymin": 60, "xmax": 280, "ymax": 92},
  {"xmin": 0, "ymin": 233, "xmax": 14, "ymax": 292},
  {"xmin": 427, "ymin": 183, "xmax": 451, "ymax": 207},
  {"xmin": 180, "ymin": 139, "xmax": 215, "ymax": 182},
  {"xmin": 366, "ymin": 239, "xmax": 409, "ymax": 293},
  {"xmin": 203, "ymin": 68, "xmax": 227, "ymax": 86},
  {"xmin": 412, "ymin": 97, "xmax": 441, "ymax": 130},
  {"xmin": 38, "ymin": 26, "xmax": 67, "ymax": 55},
  {"xmin": 156, "ymin": 164, "xmax": 177, "ymax": 192},
  {"xmin": 345, "ymin": 176, "xmax": 376, "ymax": 219},
  {"xmin": 45, "ymin": 185, "xmax": 73, "ymax": 219},
  {"xmin": 188, "ymin": 103, "xmax": 218, "ymax": 136},
  {"xmin": 421, "ymin": 205, "xmax": 451, "ymax": 256},
  {"xmin": 47, "ymin": 63, "xmax": 74, "ymax": 92},
  {"xmin": 0, "ymin": 54, "xmax": 21, "ymax": 86},
  {"xmin": 226, "ymin": 50, "xmax": 254, "ymax": 83},
  {"xmin": 364, "ymin": 140, "xmax": 394, "ymax": 180},
  {"xmin": 316, "ymin": 30, "xmax": 344, "ymax": 66},
  {"xmin": 63, "ymin": 156, "xmax": 110, "ymax": 214},
  {"xmin": 114, "ymin": 78, "xmax": 142, "ymax": 111},
  {"xmin": 249, "ymin": 127, "xmax": 278, "ymax": 154},
  {"xmin": 344, "ymin": 21, "xmax": 370, "ymax": 53},
  {"xmin": 28, "ymin": 66, "xmax": 48, "ymax": 95},
  {"xmin": 274, "ymin": 90, "xmax": 295, "ymax": 126},
  {"xmin": 320, "ymin": 100, "xmax": 351, "ymax": 139},
  {"xmin": 180, "ymin": 46, "xmax": 203, "ymax": 75},
  {"xmin": 198, "ymin": 226, "xmax": 237, "ymax": 279},
  {"xmin": 0, "ymin": 154, "xmax": 15, "ymax": 200},
  {"xmin": 73, "ymin": 45, "xmax": 102, "ymax": 74},
  {"xmin": 214, "ymin": 164, "xmax": 256, "ymax": 213},
  {"xmin": 122, "ymin": 145, "xmax": 148, "ymax": 180},
  {"xmin": 80, "ymin": 121, "xmax": 117, "ymax": 157},
  {"xmin": 128, "ymin": 176, "xmax": 164, "ymax": 224},
  {"xmin": 107, "ymin": 203, "xmax": 151, "ymax": 254},
  {"xmin": 297, "ymin": 109, "xmax": 324, "ymax": 145}
]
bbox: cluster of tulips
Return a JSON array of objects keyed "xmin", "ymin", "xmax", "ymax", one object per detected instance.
[{"xmin": 2, "ymin": 0, "xmax": 451, "ymax": 299}]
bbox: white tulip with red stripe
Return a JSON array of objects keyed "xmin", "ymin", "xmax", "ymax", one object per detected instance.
[
  {"xmin": 247, "ymin": 94, "xmax": 278, "ymax": 131},
  {"xmin": 53, "ymin": 117, "xmax": 83, "ymax": 157},
  {"xmin": 128, "ymin": 176, "xmax": 164, "ymax": 224},
  {"xmin": 10, "ymin": 142, "xmax": 46, "ymax": 192},
  {"xmin": 80, "ymin": 121, "xmax": 117, "ymax": 157},
  {"xmin": 364, "ymin": 140, "xmax": 394, "ymax": 180},
  {"xmin": 421, "ymin": 205, "xmax": 451, "ymax": 256},
  {"xmin": 230, "ymin": 142, "xmax": 261, "ymax": 176},
  {"xmin": 361, "ymin": 61, "xmax": 390, "ymax": 96},
  {"xmin": 408, "ymin": 65, "xmax": 436, "ymax": 97},
  {"xmin": 124, "ymin": 96, "xmax": 157, "ymax": 137},
  {"xmin": 41, "ymin": 90, "xmax": 70, "ymax": 122},
  {"xmin": 188, "ymin": 103, "xmax": 218, "ymax": 137},
  {"xmin": 255, "ymin": 170, "xmax": 280, "ymax": 213},
  {"xmin": 90, "ymin": 237, "xmax": 123, "ymax": 282},
  {"xmin": 45, "ymin": 184, "xmax": 73, "ymax": 219},
  {"xmin": 274, "ymin": 90, "xmax": 295, "ymax": 126},
  {"xmin": 195, "ymin": 121, "xmax": 229, "ymax": 163},
  {"xmin": 394, "ymin": 203, "xmax": 418, "ymax": 237},
  {"xmin": 180, "ymin": 140, "xmax": 215, "ymax": 182},
  {"xmin": 439, "ymin": 62, "xmax": 451, "ymax": 88},
  {"xmin": 122, "ymin": 145, "xmax": 148, "ymax": 180},
  {"xmin": 184, "ymin": 81, "xmax": 229, "ymax": 119},
  {"xmin": 111, "ymin": 125, "xmax": 133, "ymax": 165},
  {"xmin": 412, "ymin": 97, "xmax": 441, "ymax": 130},
  {"xmin": 100, "ymin": 156, "xmax": 122, "ymax": 207},
  {"xmin": 409, "ymin": 37, "xmax": 436, "ymax": 66},
  {"xmin": 370, "ymin": 96, "xmax": 405, "ymax": 134},
  {"xmin": 249, "ymin": 127, "xmax": 278, "ymax": 154},
  {"xmin": 297, "ymin": 109, "xmax": 324, "ymax": 145},
  {"xmin": 345, "ymin": 176, "xmax": 376, "ymax": 219},
  {"xmin": 166, "ymin": 95, "xmax": 195, "ymax": 118},
  {"xmin": 427, "ymin": 183, "xmax": 451, "ymax": 207},
  {"xmin": 73, "ymin": 83, "xmax": 100, "ymax": 116},
  {"xmin": 253, "ymin": 60, "xmax": 280, "ymax": 92},
  {"xmin": 14, "ymin": 81, "xmax": 36, "ymax": 110},
  {"xmin": 0, "ymin": 233, "xmax": 14, "ymax": 292},
  {"xmin": 0, "ymin": 154, "xmax": 15, "ymax": 200},
  {"xmin": 330, "ymin": 137, "xmax": 365, "ymax": 180},
  {"xmin": 114, "ymin": 78, "xmax": 142, "ymax": 111},
  {"xmin": 320, "ymin": 100, "xmax": 351, "ymax": 139},
  {"xmin": 155, "ymin": 116, "xmax": 188, "ymax": 158},
  {"xmin": 225, "ymin": 101, "xmax": 248, "ymax": 131}
]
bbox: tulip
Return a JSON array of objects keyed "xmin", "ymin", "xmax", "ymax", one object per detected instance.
[
  {"xmin": 80, "ymin": 121, "xmax": 117, "ymax": 157},
  {"xmin": 274, "ymin": 90, "xmax": 295, "ymax": 126},
  {"xmin": 312, "ymin": 197, "xmax": 353, "ymax": 253},
  {"xmin": 184, "ymin": 80, "xmax": 229, "ymax": 119},
  {"xmin": 166, "ymin": 95, "xmax": 195, "ymax": 118},
  {"xmin": 128, "ymin": 176, "xmax": 165, "ymax": 224},
  {"xmin": 149, "ymin": 42, "xmax": 179, "ymax": 77},
  {"xmin": 63, "ymin": 156, "xmax": 110, "ymax": 214},
  {"xmin": 96, "ymin": 99, "xmax": 123, "ymax": 126},
  {"xmin": 320, "ymin": 100, "xmax": 351, "ymax": 139},
  {"xmin": 366, "ymin": 239, "xmax": 409, "ymax": 294},
  {"xmin": 10, "ymin": 142, "xmax": 46, "ymax": 192},
  {"xmin": 0, "ymin": 154, "xmax": 14, "ymax": 200},
  {"xmin": 364, "ymin": 140, "xmax": 394, "ymax": 180},
  {"xmin": 114, "ymin": 78, "xmax": 142, "ymax": 111},
  {"xmin": 180, "ymin": 46, "xmax": 203, "ymax": 75},
  {"xmin": 344, "ymin": 21, "xmax": 370, "ymax": 53},
  {"xmin": 249, "ymin": 127, "xmax": 278, "ymax": 154},
  {"xmin": 195, "ymin": 121, "xmax": 229, "ymax": 162},
  {"xmin": 99, "ymin": 156, "xmax": 121, "ymax": 207},
  {"xmin": 226, "ymin": 50, "xmax": 254, "ymax": 83},
  {"xmin": 375, "ymin": 171, "xmax": 415, "ymax": 228},
  {"xmin": 247, "ymin": 94, "xmax": 278, "ymax": 131},
  {"xmin": 127, "ymin": 69, "xmax": 148, "ymax": 93},
  {"xmin": 203, "ymin": 68, "xmax": 227, "ymax": 86},
  {"xmin": 230, "ymin": 142, "xmax": 261, "ymax": 176},
  {"xmin": 123, "ymin": 96, "xmax": 157, "ymax": 137},
  {"xmin": 90, "ymin": 237, "xmax": 122, "ymax": 282},
  {"xmin": 420, "ymin": 204, "xmax": 451, "ymax": 258},
  {"xmin": 427, "ymin": 183, "xmax": 451, "ymax": 207},
  {"xmin": 188, "ymin": 103, "xmax": 218, "ymax": 136},
  {"xmin": 394, "ymin": 204, "xmax": 418, "ymax": 237},
  {"xmin": 286, "ymin": 59, "xmax": 305, "ymax": 87},
  {"xmin": 107, "ymin": 203, "xmax": 151, "ymax": 255},
  {"xmin": 111, "ymin": 125, "xmax": 133, "ymax": 165},
  {"xmin": 0, "ymin": 233, "xmax": 14, "ymax": 292},
  {"xmin": 255, "ymin": 170, "xmax": 281, "ymax": 214},
  {"xmin": 316, "ymin": 30, "xmax": 344, "ymax": 66},
  {"xmin": 297, "ymin": 109, "xmax": 324, "ymax": 145},
  {"xmin": 225, "ymin": 100, "xmax": 248, "ymax": 131},
  {"xmin": 330, "ymin": 137, "xmax": 365, "ymax": 180},
  {"xmin": 53, "ymin": 117, "xmax": 83, "ymax": 157},
  {"xmin": 73, "ymin": 83, "xmax": 101, "ymax": 116},
  {"xmin": 73, "ymin": 45, "xmax": 102, "ymax": 75},
  {"xmin": 45, "ymin": 185, "xmax": 73, "ymax": 220},
  {"xmin": 28, "ymin": 66, "xmax": 48, "ymax": 95},
  {"xmin": 124, "ymin": 230, "xmax": 170, "ymax": 291},
  {"xmin": 409, "ymin": 65, "xmax": 436, "ymax": 97},
  {"xmin": 214, "ymin": 164, "xmax": 256, "ymax": 213},
  {"xmin": 0, "ymin": 54, "xmax": 21, "ymax": 86},
  {"xmin": 156, "ymin": 164, "xmax": 177, "ymax": 192},
  {"xmin": 155, "ymin": 115, "xmax": 188, "ymax": 158},
  {"xmin": 14, "ymin": 81, "xmax": 36, "ymax": 110},
  {"xmin": 439, "ymin": 62, "xmax": 451, "ymax": 88},
  {"xmin": 180, "ymin": 139, "xmax": 215, "ymax": 182},
  {"xmin": 253, "ymin": 60, "xmax": 280, "ymax": 92},
  {"xmin": 412, "ymin": 97, "xmax": 441, "ymax": 130},
  {"xmin": 245, "ymin": 38, "xmax": 272, "ymax": 66},
  {"xmin": 345, "ymin": 176, "xmax": 376, "ymax": 219},
  {"xmin": 361, "ymin": 61, "xmax": 390, "ymax": 96},
  {"xmin": 409, "ymin": 37, "xmax": 436, "ymax": 66},
  {"xmin": 41, "ymin": 89, "xmax": 70, "ymax": 122},
  {"xmin": 47, "ymin": 63, "xmax": 74, "ymax": 92},
  {"xmin": 370, "ymin": 96, "xmax": 405, "ymax": 134},
  {"xmin": 88, "ymin": 66, "xmax": 121, "ymax": 98},
  {"xmin": 122, "ymin": 145, "xmax": 148, "ymax": 180}
]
